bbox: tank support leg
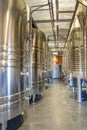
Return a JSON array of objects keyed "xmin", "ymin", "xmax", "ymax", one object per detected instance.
[
  {"xmin": 1, "ymin": 122, "xmax": 7, "ymax": 130},
  {"xmin": 33, "ymin": 94, "xmax": 35, "ymax": 103}
]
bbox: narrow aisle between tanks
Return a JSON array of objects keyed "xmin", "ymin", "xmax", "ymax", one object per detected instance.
[{"xmin": 18, "ymin": 80, "xmax": 87, "ymax": 130}]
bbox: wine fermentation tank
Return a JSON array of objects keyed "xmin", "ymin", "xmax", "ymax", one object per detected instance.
[
  {"xmin": 30, "ymin": 28, "xmax": 46, "ymax": 95},
  {"xmin": 0, "ymin": 0, "xmax": 29, "ymax": 123}
]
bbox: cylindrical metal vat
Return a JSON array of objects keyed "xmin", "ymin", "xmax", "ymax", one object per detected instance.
[
  {"xmin": 63, "ymin": 29, "xmax": 84, "ymax": 78},
  {"xmin": 44, "ymin": 44, "xmax": 52, "ymax": 83},
  {"xmin": 44, "ymin": 44, "xmax": 48, "ymax": 83},
  {"xmin": 47, "ymin": 50, "xmax": 52, "ymax": 82},
  {"xmin": 31, "ymin": 28, "xmax": 40, "ymax": 94},
  {"xmin": 73, "ymin": 29, "xmax": 84, "ymax": 77},
  {"xmin": 0, "ymin": 0, "xmax": 28, "ymax": 123},
  {"xmin": 31, "ymin": 28, "xmax": 46, "ymax": 94},
  {"xmin": 39, "ymin": 31, "xmax": 46, "ymax": 91}
]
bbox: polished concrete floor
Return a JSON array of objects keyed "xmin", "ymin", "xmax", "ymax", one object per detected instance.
[{"xmin": 18, "ymin": 80, "xmax": 87, "ymax": 130}]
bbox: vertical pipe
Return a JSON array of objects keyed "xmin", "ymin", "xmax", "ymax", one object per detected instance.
[
  {"xmin": 86, "ymin": 7, "xmax": 87, "ymax": 80},
  {"xmin": 77, "ymin": 49, "xmax": 82, "ymax": 102},
  {"xmin": 77, "ymin": 28, "xmax": 83, "ymax": 103},
  {"xmin": 84, "ymin": 7, "xmax": 87, "ymax": 80},
  {"xmin": 29, "ymin": 9, "xmax": 33, "ymax": 97}
]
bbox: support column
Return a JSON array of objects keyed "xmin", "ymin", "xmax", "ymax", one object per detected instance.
[
  {"xmin": 29, "ymin": 9, "xmax": 33, "ymax": 97},
  {"xmin": 77, "ymin": 76, "xmax": 82, "ymax": 102},
  {"xmin": 1, "ymin": 122, "xmax": 7, "ymax": 130},
  {"xmin": 77, "ymin": 28, "xmax": 83, "ymax": 103}
]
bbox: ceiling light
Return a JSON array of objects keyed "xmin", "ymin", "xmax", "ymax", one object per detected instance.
[
  {"xmin": 55, "ymin": 23, "xmax": 59, "ymax": 26},
  {"xmin": 52, "ymin": 48, "xmax": 56, "ymax": 51},
  {"xmin": 53, "ymin": 52, "xmax": 58, "ymax": 55}
]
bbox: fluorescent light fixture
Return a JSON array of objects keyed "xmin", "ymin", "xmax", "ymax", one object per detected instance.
[
  {"xmin": 51, "ymin": 48, "xmax": 56, "ymax": 51},
  {"xmin": 53, "ymin": 52, "xmax": 58, "ymax": 55},
  {"xmin": 55, "ymin": 23, "xmax": 59, "ymax": 26}
]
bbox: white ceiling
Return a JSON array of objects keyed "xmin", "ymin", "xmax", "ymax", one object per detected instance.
[{"xmin": 25, "ymin": 0, "xmax": 77, "ymax": 49}]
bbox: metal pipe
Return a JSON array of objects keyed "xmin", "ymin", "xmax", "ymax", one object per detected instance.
[
  {"xmin": 77, "ymin": 77, "xmax": 82, "ymax": 102},
  {"xmin": 84, "ymin": 7, "xmax": 87, "ymax": 80},
  {"xmin": 77, "ymin": 48, "xmax": 82, "ymax": 103},
  {"xmin": 31, "ymin": 4, "xmax": 49, "ymax": 13},
  {"xmin": 29, "ymin": 8, "xmax": 33, "ymax": 96},
  {"xmin": 30, "ymin": 4, "xmax": 49, "ymax": 8},
  {"xmin": 48, "ymin": 0, "xmax": 56, "ymax": 46},
  {"xmin": 76, "ymin": 20, "xmax": 84, "ymax": 102},
  {"xmin": 32, "ymin": 9, "xmax": 50, "ymax": 11},
  {"xmin": 34, "ymin": 19, "xmax": 72, "ymax": 23}
]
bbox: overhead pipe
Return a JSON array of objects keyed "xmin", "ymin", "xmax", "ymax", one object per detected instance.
[
  {"xmin": 48, "ymin": 0, "xmax": 57, "ymax": 47},
  {"xmin": 34, "ymin": 19, "xmax": 72, "ymax": 23}
]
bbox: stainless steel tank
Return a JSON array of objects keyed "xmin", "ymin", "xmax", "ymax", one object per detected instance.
[
  {"xmin": 39, "ymin": 31, "xmax": 46, "ymax": 91},
  {"xmin": 31, "ymin": 29, "xmax": 46, "ymax": 94},
  {"xmin": 44, "ymin": 44, "xmax": 50, "ymax": 83},
  {"xmin": 31, "ymin": 28, "xmax": 40, "ymax": 94},
  {"xmin": 47, "ymin": 50, "xmax": 52, "ymax": 82},
  {"xmin": 0, "ymin": 0, "xmax": 29, "ymax": 123},
  {"xmin": 63, "ymin": 29, "xmax": 84, "ymax": 77},
  {"xmin": 73, "ymin": 29, "xmax": 84, "ymax": 77},
  {"xmin": 64, "ymin": 41, "xmax": 74, "ymax": 74}
]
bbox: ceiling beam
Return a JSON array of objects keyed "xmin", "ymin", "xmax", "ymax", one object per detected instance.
[
  {"xmin": 34, "ymin": 19, "xmax": 72, "ymax": 23},
  {"xmin": 59, "ymin": 11, "xmax": 75, "ymax": 13},
  {"xmin": 51, "ymin": 47, "xmax": 64, "ymax": 48},
  {"xmin": 48, "ymin": 38, "xmax": 66, "ymax": 41},
  {"xmin": 32, "ymin": 10, "xmax": 74, "ymax": 13},
  {"xmin": 59, "ymin": 29, "xmax": 69, "ymax": 31},
  {"xmin": 33, "ymin": 8, "xmax": 50, "ymax": 11},
  {"xmin": 59, "ymin": 29, "xmax": 69, "ymax": 34},
  {"xmin": 49, "ymin": 46, "xmax": 65, "ymax": 49}
]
